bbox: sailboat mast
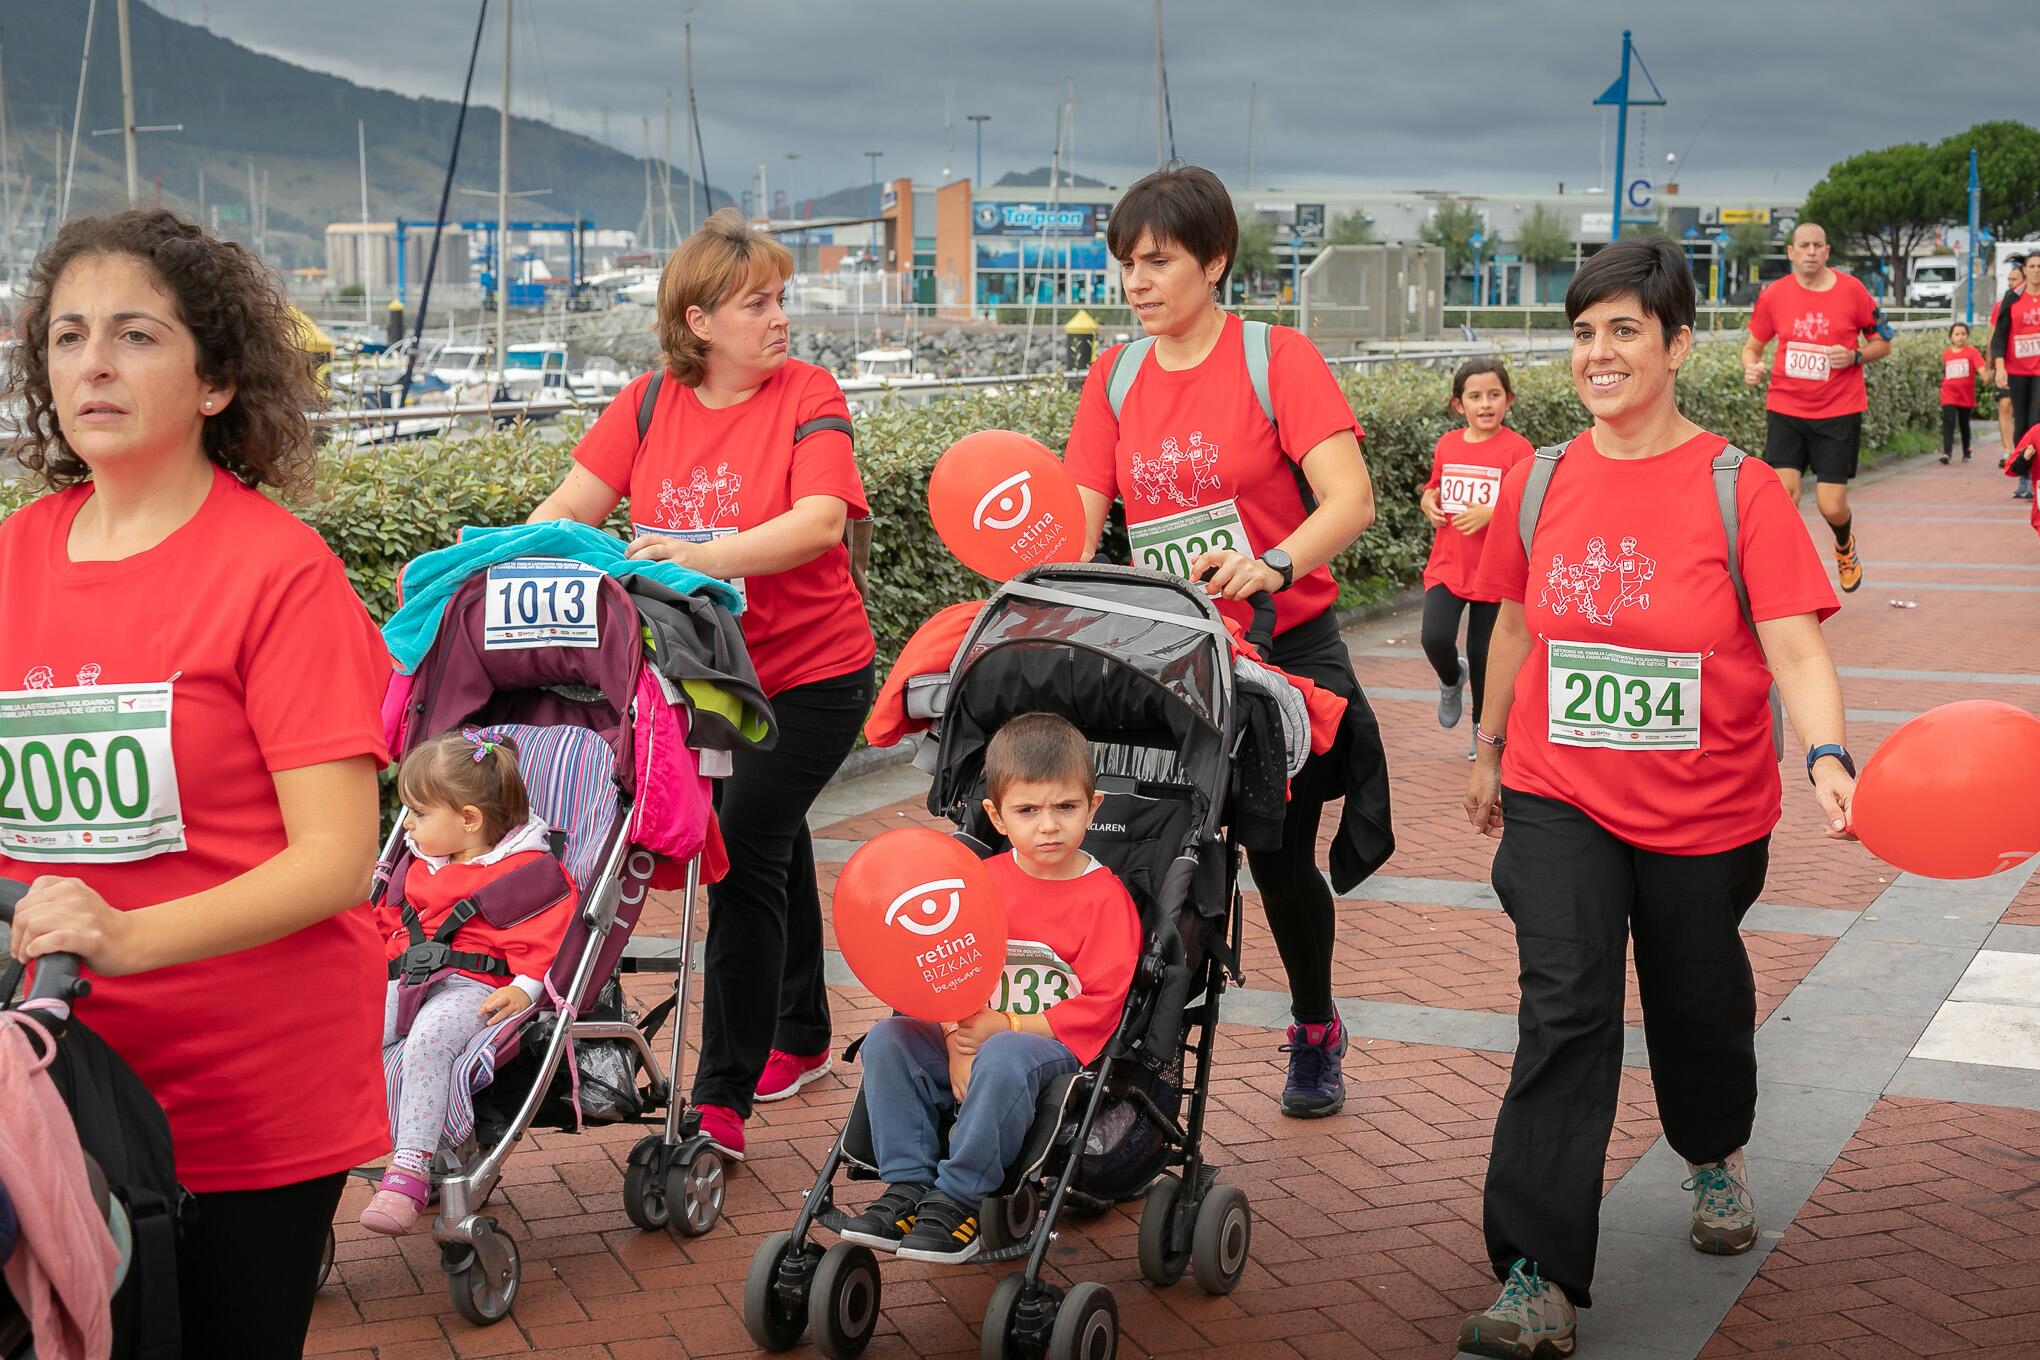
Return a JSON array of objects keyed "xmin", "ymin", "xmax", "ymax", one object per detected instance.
[
  {"xmin": 357, "ymin": 119, "xmax": 371, "ymax": 324},
  {"xmin": 496, "ymin": 0, "xmax": 511, "ymax": 390},
  {"xmin": 116, "ymin": 0, "xmax": 138, "ymax": 200},
  {"xmin": 1153, "ymin": 0, "xmax": 1165, "ymax": 171},
  {"xmin": 684, "ymin": 23, "xmax": 699, "ymax": 233},
  {"xmin": 62, "ymin": 0, "xmax": 96, "ymax": 223}
]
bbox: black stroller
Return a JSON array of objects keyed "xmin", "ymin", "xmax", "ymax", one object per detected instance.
[{"xmin": 745, "ymin": 563, "xmax": 1276, "ymax": 1360}]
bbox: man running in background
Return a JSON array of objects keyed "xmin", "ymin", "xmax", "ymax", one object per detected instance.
[{"xmin": 1742, "ymin": 222, "xmax": 1893, "ymax": 593}]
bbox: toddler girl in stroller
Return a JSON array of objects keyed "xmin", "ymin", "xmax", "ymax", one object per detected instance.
[{"xmin": 361, "ymin": 728, "xmax": 578, "ymax": 1235}]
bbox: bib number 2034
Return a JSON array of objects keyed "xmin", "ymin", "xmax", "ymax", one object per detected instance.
[
  {"xmin": 0, "ymin": 683, "xmax": 185, "ymax": 861},
  {"xmin": 484, "ymin": 558, "xmax": 601, "ymax": 650},
  {"xmin": 1546, "ymin": 641, "xmax": 1701, "ymax": 750}
]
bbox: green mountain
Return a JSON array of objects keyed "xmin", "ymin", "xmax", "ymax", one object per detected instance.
[{"xmin": 0, "ymin": 1, "xmax": 733, "ymax": 270}]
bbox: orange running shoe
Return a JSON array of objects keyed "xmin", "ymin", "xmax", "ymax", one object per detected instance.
[{"xmin": 1834, "ymin": 535, "xmax": 1863, "ymax": 593}]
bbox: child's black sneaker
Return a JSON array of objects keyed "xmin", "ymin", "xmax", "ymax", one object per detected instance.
[
  {"xmin": 895, "ymin": 1189, "xmax": 982, "ymax": 1263},
  {"xmin": 838, "ymin": 1182, "xmax": 928, "ymax": 1252}
]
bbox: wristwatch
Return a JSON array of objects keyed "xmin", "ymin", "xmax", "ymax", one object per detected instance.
[
  {"xmin": 1806, "ymin": 743, "xmax": 1856, "ymax": 783},
  {"xmin": 1259, "ymin": 548, "xmax": 1295, "ymax": 592}
]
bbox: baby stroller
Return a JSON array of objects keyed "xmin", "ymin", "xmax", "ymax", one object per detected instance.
[
  {"xmin": 746, "ymin": 563, "xmax": 1273, "ymax": 1360},
  {"xmin": 1, "ymin": 881, "xmax": 184, "ymax": 1360},
  {"xmin": 363, "ymin": 554, "xmax": 748, "ymax": 1326}
]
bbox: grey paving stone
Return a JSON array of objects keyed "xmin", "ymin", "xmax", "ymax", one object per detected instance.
[
  {"xmin": 1983, "ymin": 923, "xmax": 2040, "ymax": 955},
  {"xmin": 1885, "ymin": 1055, "xmax": 2040, "ymax": 1112}
]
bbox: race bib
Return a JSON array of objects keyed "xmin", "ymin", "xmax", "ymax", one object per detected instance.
[
  {"xmin": 2014, "ymin": 334, "xmax": 2040, "ymax": 361},
  {"xmin": 1945, "ymin": 357, "xmax": 1971, "ymax": 381},
  {"xmin": 1783, "ymin": 343, "xmax": 1832, "ymax": 383},
  {"xmin": 992, "ymin": 939, "xmax": 1081, "ymax": 1017},
  {"xmin": 484, "ymin": 558, "xmax": 601, "ymax": 649},
  {"xmin": 1127, "ymin": 499, "xmax": 1254, "ymax": 579},
  {"xmin": 632, "ymin": 524, "xmax": 745, "ymax": 605},
  {"xmin": 0, "ymin": 682, "xmax": 185, "ymax": 862},
  {"xmin": 1438, "ymin": 463, "xmax": 1503, "ymax": 516},
  {"xmin": 1546, "ymin": 641, "xmax": 1701, "ymax": 751}
]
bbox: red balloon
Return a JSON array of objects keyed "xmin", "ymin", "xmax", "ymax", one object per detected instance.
[
  {"xmin": 928, "ymin": 430, "xmax": 1086, "ymax": 580},
  {"xmin": 832, "ymin": 828, "xmax": 1007, "ymax": 1021},
  {"xmin": 1853, "ymin": 700, "xmax": 2040, "ymax": 879}
]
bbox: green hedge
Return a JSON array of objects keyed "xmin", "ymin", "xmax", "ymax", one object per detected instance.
[{"xmin": 0, "ymin": 328, "xmax": 1970, "ymax": 679}]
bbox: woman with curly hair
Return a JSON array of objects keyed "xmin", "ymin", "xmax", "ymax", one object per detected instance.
[{"xmin": 2, "ymin": 209, "xmax": 389, "ymax": 1357}]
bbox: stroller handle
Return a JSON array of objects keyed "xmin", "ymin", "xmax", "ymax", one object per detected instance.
[
  {"xmin": 0, "ymin": 879, "xmax": 89, "ymax": 1011},
  {"xmin": 1185, "ymin": 561, "xmax": 1279, "ymax": 658}
]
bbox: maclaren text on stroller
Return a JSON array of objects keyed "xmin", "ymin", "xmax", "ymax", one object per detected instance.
[
  {"xmin": 747, "ymin": 563, "xmax": 1280, "ymax": 1360},
  {"xmin": 368, "ymin": 553, "xmax": 764, "ymax": 1325}
]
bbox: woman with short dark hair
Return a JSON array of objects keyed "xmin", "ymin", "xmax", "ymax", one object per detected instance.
[
  {"xmin": 1456, "ymin": 238, "xmax": 1857, "ymax": 1358},
  {"xmin": 1064, "ymin": 164, "xmax": 1393, "ymax": 1119}
]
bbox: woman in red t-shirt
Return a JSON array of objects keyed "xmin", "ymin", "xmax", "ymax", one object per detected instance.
[
  {"xmin": 1452, "ymin": 239, "xmax": 1856, "ymax": 1356},
  {"xmin": 1418, "ymin": 358, "xmax": 1533, "ymax": 752},
  {"xmin": 1, "ymin": 210, "xmax": 389, "ymax": 1355},
  {"xmin": 530, "ymin": 209, "xmax": 873, "ymax": 1158},
  {"xmin": 1990, "ymin": 254, "xmax": 2040, "ymax": 498},
  {"xmin": 1064, "ymin": 165, "xmax": 1388, "ymax": 1121}
]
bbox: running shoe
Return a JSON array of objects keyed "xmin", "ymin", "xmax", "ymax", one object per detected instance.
[
  {"xmin": 696, "ymin": 1103, "xmax": 746, "ymax": 1162},
  {"xmin": 1278, "ymin": 1015, "xmax": 1347, "ymax": 1118},
  {"xmin": 1686, "ymin": 1148, "xmax": 1758, "ymax": 1255},
  {"xmin": 1459, "ymin": 1259, "xmax": 1576, "ymax": 1359},
  {"xmin": 1438, "ymin": 656, "xmax": 1468, "ymax": 729},
  {"xmin": 838, "ymin": 1182, "xmax": 929, "ymax": 1252},
  {"xmin": 755, "ymin": 1048, "xmax": 832, "ymax": 1103},
  {"xmin": 1834, "ymin": 535, "xmax": 1863, "ymax": 593},
  {"xmin": 896, "ymin": 1190, "xmax": 981, "ymax": 1263}
]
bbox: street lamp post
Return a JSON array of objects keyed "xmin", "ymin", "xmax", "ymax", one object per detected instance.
[
  {"xmin": 967, "ymin": 114, "xmax": 989, "ymax": 185},
  {"xmin": 785, "ymin": 151, "xmax": 799, "ymax": 219}
]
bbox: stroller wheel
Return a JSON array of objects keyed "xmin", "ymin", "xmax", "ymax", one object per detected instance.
[
  {"xmin": 662, "ymin": 1138, "xmax": 726, "ymax": 1239},
  {"xmin": 809, "ymin": 1241, "xmax": 881, "ymax": 1360},
  {"xmin": 315, "ymin": 1226, "xmax": 335, "ymax": 1291},
  {"xmin": 1136, "ymin": 1173, "xmax": 1190, "ymax": 1286},
  {"xmin": 1047, "ymin": 1282, "xmax": 1118, "ymax": 1360},
  {"xmin": 446, "ymin": 1221, "xmax": 520, "ymax": 1326},
  {"xmin": 1190, "ymin": 1183, "xmax": 1250, "ymax": 1296},
  {"xmin": 744, "ymin": 1230, "xmax": 819, "ymax": 1352},
  {"xmin": 622, "ymin": 1136, "xmax": 669, "ymax": 1231},
  {"xmin": 980, "ymin": 1272, "xmax": 1028, "ymax": 1360}
]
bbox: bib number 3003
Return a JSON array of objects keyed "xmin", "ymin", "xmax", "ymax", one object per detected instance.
[
  {"xmin": 0, "ymin": 683, "xmax": 185, "ymax": 861},
  {"xmin": 1546, "ymin": 641, "xmax": 1702, "ymax": 750}
]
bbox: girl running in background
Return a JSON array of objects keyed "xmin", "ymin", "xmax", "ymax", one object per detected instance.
[{"xmin": 1939, "ymin": 322, "xmax": 1983, "ymax": 464}]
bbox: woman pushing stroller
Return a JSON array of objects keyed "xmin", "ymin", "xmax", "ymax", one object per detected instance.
[{"xmin": 360, "ymin": 728, "xmax": 578, "ymax": 1235}]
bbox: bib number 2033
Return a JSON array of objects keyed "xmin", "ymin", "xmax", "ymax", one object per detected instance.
[
  {"xmin": 0, "ymin": 683, "xmax": 185, "ymax": 861},
  {"xmin": 1127, "ymin": 500, "xmax": 1253, "ymax": 579},
  {"xmin": 1546, "ymin": 640, "xmax": 1701, "ymax": 750}
]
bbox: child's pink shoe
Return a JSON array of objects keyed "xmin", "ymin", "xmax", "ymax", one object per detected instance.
[{"xmin": 358, "ymin": 1166, "xmax": 430, "ymax": 1235}]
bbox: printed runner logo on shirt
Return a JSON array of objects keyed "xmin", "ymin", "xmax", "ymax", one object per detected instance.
[
  {"xmin": 0, "ymin": 681, "xmax": 185, "ymax": 861},
  {"xmin": 1438, "ymin": 463, "xmax": 1503, "ymax": 515},
  {"xmin": 638, "ymin": 462, "xmax": 747, "ymax": 603},
  {"xmin": 1534, "ymin": 535, "xmax": 1657, "ymax": 627},
  {"xmin": 993, "ymin": 939, "xmax": 1082, "ymax": 1016},
  {"xmin": 483, "ymin": 558, "xmax": 601, "ymax": 649}
]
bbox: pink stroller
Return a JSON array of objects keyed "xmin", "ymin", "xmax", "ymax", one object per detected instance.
[{"xmin": 364, "ymin": 553, "xmax": 743, "ymax": 1325}]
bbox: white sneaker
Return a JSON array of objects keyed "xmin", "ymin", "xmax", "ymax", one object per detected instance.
[{"xmin": 1686, "ymin": 1147, "xmax": 1758, "ymax": 1254}]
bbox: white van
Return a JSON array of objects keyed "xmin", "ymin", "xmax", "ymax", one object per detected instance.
[{"xmin": 1906, "ymin": 256, "xmax": 1959, "ymax": 308}]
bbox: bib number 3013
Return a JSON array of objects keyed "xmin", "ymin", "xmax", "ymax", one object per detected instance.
[
  {"xmin": 484, "ymin": 558, "xmax": 601, "ymax": 650},
  {"xmin": 1546, "ymin": 641, "xmax": 1702, "ymax": 750},
  {"xmin": 0, "ymin": 682, "xmax": 185, "ymax": 861}
]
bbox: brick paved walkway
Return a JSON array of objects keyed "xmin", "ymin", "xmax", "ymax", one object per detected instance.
[{"xmin": 309, "ymin": 444, "xmax": 2040, "ymax": 1359}]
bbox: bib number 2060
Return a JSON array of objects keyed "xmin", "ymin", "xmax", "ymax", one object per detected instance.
[
  {"xmin": 0, "ymin": 683, "xmax": 185, "ymax": 861},
  {"xmin": 0, "ymin": 736, "xmax": 150, "ymax": 822}
]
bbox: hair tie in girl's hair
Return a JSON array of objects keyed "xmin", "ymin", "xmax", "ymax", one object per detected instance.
[{"xmin": 461, "ymin": 726, "xmax": 504, "ymax": 763}]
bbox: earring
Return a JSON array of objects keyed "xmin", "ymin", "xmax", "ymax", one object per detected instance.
[{"xmin": 202, "ymin": 400, "xmax": 213, "ymax": 411}]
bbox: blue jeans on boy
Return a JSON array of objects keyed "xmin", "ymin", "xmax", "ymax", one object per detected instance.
[{"xmin": 859, "ymin": 1017, "xmax": 1081, "ymax": 1204}]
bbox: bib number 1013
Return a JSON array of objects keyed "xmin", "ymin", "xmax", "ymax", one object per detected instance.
[{"xmin": 484, "ymin": 558, "xmax": 602, "ymax": 649}]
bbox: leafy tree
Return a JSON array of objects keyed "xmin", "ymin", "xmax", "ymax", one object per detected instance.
[
  {"xmin": 1725, "ymin": 222, "xmax": 1771, "ymax": 271},
  {"xmin": 1941, "ymin": 121, "xmax": 2040, "ymax": 241},
  {"xmin": 1800, "ymin": 141, "xmax": 1960, "ymax": 295},
  {"xmin": 1232, "ymin": 216, "xmax": 1278, "ymax": 295},
  {"xmin": 1328, "ymin": 210, "xmax": 1377, "ymax": 245},
  {"xmin": 1512, "ymin": 205, "xmax": 1572, "ymax": 302},
  {"xmin": 1421, "ymin": 200, "xmax": 1486, "ymax": 275}
]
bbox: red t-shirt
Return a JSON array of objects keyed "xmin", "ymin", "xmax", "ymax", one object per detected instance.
[
  {"xmin": 0, "ymin": 468, "xmax": 392, "ymax": 1192},
  {"xmin": 984, "ymin": 852, "xmax": 1139, "ymax": 1066},
  {"xmin": 1471, "ymin": 430, "xmax": 1839, "ymax": 854},
  {"xmin": 1940, "ymin": 346, "xmax": 1985, "ymax": 407},
  {"xmin": 1422, "ymin": 426, "xmax": 1534, "ymax": 600},
  {"xmin": 2001, "ymin": 290, "xmax": 2040, "ymax": 379},
  {"xmin": 1064, "ymin": 314, "xmax": 1365, "ymax": 636},
  {"xmin": 377, "ymin": 851, "xmax": 578, "ymax": 987},
  {"xmin": 1749, "ymin": 272, "xmax": 1881, "ymax": 419},
  {"xmin": 572, "ymin": 359, "xmax": 874, "ymax": 696}
]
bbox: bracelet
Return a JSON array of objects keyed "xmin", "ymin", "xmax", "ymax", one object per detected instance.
[
  {"xmin": 1005, "ymin": 1011, "xmax": 1020, "ymax": 1032},
  {"xmin": 1474, "ymin": 726, "xmax": 1506, "ymax": 749}
]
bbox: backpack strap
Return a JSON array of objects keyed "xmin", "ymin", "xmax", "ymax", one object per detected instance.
[
  {"xmin": 1714, "ymin": 445, "xmax": 1786, "ymax": 761},
  {"xmin": 1517, "ymin": 441, "xmax": 1572, "ymax": 558},
  {"xmin": 1104, "ymin": 335, "xmax": 1157, "ymax": 419},
  {"xmin": 635, "ymin": 369, "xmax": 666, "ymax": 448},
  {"xmin": 793, "ymin": 415, "xmax": 854, "ymax": 444},
  {"xmin": 1241, "ymin": 318, "xmax": 1276, "ymax": 427}
]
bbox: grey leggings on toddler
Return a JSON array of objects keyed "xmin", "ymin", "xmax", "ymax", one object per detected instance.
[{"xmin": 381, "ymin": 976, "xmax": 496, "ymax": 1153}]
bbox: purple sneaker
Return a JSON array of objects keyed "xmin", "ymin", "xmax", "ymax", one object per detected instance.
[{"xmin": 1279, "ymin": 1015, "xmax": 1348, "ymax": 1118}]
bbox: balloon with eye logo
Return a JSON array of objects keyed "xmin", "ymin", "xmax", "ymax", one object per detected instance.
[
  {"xmin": 927, "ymin": 430, "xmax": 1086, "ymax": 581},
  {"xmin": 832, "ymin": 827, "xmax": 1008, "ymax": 1021}
]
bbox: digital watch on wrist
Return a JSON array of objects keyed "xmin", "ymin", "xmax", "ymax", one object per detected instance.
[{"xmin": 1806, "ymin": 744, "xmax": 1856, "ymax": 783}]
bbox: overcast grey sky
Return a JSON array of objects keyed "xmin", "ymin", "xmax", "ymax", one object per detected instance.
[{"xmin": 165, "ymin": 0, "xmax": 2024, "ymax": 201}]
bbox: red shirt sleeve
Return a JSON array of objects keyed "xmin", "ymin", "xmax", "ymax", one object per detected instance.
[
  {"xmin": 790, "ymin": 367, "xmax": 869, "ymax": 519},
  {"xmin": 1425, "ymin": 433, "xmax": 1449, "ymax": 490},
  {"xmin": 1735, "ymin": 461, "xmax": 1840, "ymax": 624},
  {"xmin": 1040, "ymin": 869, "xmax": 1140, "ymax": 1065},
  {"xmin": 1062, "ymin": 349, "xmax": 1123, "ymax": 497},
  {"xmin": 241, "ymin": 547, "xmax": 391, "ymax": 773},
  {"xmin": 1471, "ymin": 459, "xmax": 1533, "ymax": 604},
  {"xmin": 571, "ymin": 373, "xmax": 656, "ymax": 495},
  {"xmin": 1268, "ymin": 325, "xmax": 1363, "ymax": 462},
  {"xmin": 1748, "ymin": 286, "xmax": 1776, "ymax": 345}
]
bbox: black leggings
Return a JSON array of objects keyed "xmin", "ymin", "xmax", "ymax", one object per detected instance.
[
  {"xmin": 178, "ymin": 1172, "xmax": 347, "ymax": 1357},
  {"xmin": 694, "ymin": 662, "xmax": 874, "ymax": 1115},
  {"xmin": 1419, "ymin": 584, "xmax": 1501, "ymax": 726},
  {"xmin": 1941, "ymin": 404, "xmax": 1972, "ymax": 456},
  {"xmin": 2010, "ymin": 373, "xmax": 2040, "ymax": 442}
]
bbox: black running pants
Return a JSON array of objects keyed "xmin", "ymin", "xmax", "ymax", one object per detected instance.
[
  {"xmin": 1941, "ymin": 404, "xmax": 1972, "ymax": 457},
  {"xmin": 1420, "ymin": 584, "xmax": 1501, "ymax": 727},
  {"xmin": 178, "ymin": 1172, "xmax": 347, "ymax": 1358}
]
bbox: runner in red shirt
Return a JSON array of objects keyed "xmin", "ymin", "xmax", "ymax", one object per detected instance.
[
  {"xmin": 1990, "ymin": 254, "xmax": 2040, "ymax": 499},
  {"xmin": 1991, "ymin": 256, "xmax": 2025, "ymax": 460},
  {"xmin": 1457, "ymin": 239, "xmax": 1855, "ymax": 1359},
  {"xmin": 1417, "ymin": 358, "xmax": 1533, "ymax": 755},
  {"xmin": 1, "ymin": 210, "xmax": 388, "ymax": 1356},
  {"xmin": 530, "ymin": 209, "xmax": 874, "ymax": 1158},
  {"xmin": 1939, "ymin": 322, "xmax": 1985, "ymax": 464},
  {"xmin": 1063, "ymin": 165, "xmax": 1388, "ymax": 1121}
]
